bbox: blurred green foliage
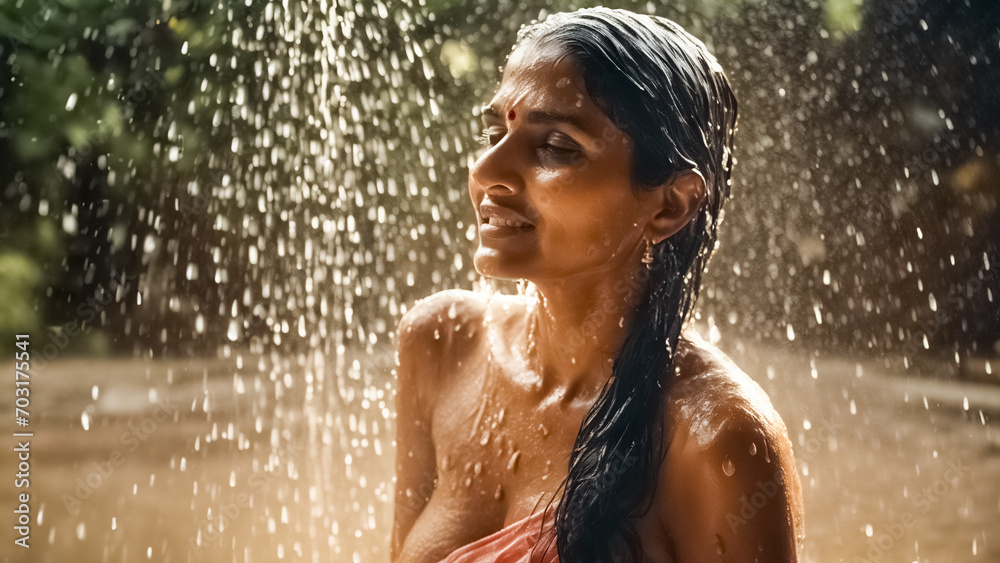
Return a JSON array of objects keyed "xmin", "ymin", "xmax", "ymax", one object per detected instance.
[
  {"xmin": 0, "ymin": 251, "xmax": 42, "ymax": 339},
  {"xmin": 0, "ymin": 0, "xmax": 229, "ymax": 355}
]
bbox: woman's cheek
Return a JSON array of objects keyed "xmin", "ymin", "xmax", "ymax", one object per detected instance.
[{"xmin": 535, "ymin": 170, "xmax": 573, "ymax": 201}]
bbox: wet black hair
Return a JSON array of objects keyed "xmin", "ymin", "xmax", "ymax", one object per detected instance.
[{"xmin": 513, "ymin": 8, "xmax": 738, "ymax": 562}]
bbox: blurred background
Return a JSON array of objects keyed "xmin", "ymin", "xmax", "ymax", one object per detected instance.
[{"xmin": 0, "ymin": 0, "xmax": 997, "ymax": 561}]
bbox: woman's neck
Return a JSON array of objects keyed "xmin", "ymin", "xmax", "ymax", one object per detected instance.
[{"xmin": 526, "ymin": 265, "xmax": 650, "ymax": 400}]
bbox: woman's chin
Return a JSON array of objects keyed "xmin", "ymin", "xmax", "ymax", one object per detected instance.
[{"xmin": 473, "ymin": 252, "xmax": 529, "ymax": 281}]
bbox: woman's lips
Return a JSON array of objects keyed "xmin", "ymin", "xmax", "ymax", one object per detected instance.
[
  {"xmin": 479, "ymin": 222, "xmax": 536, "ymax": 238},
  {"xmin": 483, "ymin": 216, "xmax": 531, "ymax": 228},
  {"xmin": 478, "ymin": 201, "xmax": 536, "ymax": 237}
]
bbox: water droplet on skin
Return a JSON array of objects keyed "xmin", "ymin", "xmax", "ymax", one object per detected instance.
[
  {"xmin": 473, "ymin": 462, "xmax": 482, "ymax": 476},
  {"xmin": 508, "ymin": 451, "xmax": 521, "ymax": 472},
  {"xmin": 464, "ymin": 477, "xmax": 472, "ymax": 488},
  {"xmin": 556, "ymin": 77, "xmax": 570, "ymax": 88},
  {"xmin": 722, "ymin": 456, "xmax": 735, "ymax": 476},
  {"xmin": 749, "ymin": 442, "xmax": 758, "ymax": 456},
  {"xmin": 494, "ymin": 484, "xmax": 504, "ymax": 501},
  {"xmin": 497, "ymin": 408, "xmax": 505, "ymax": 424},
  {"xmin": 538, "ymin": 424, "xmax": 549, "ymax": 437},
  {"xmin": 469, "ymin": 401, "xmax": 486, "ymax": 439},
  {"xmin": 441, "ymin": 455, "xmax": 451, "ymax": 470},
  {"xmin": 480, "ymin": 429, "xmax": 491, "ymax": 445},
  {"xmin": 715, "ymin": 534, "xmax": 726, "ymax": 555}
]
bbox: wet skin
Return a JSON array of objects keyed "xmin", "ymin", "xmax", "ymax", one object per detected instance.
[{"xmin": 392, "ymin": 42, "xmax": 804, "ymax": 562}]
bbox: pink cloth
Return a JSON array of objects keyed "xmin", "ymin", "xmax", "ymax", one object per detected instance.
[{"xmin": 439, "ymin": 509, "xmax": 560, "ymax": 563}]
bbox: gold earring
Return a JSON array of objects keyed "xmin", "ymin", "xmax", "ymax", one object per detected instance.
[{"xmin": 641, "ymin": 238, "xmax": 654, "ymax": 270}]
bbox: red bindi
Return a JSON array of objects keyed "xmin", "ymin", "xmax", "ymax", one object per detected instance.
[{"xmin": 507, "ymin": 109, "xmax": 516, "ymax": 121}]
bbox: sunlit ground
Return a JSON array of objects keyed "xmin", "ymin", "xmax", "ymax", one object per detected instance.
[{"xmin": 1, "ymin": 338, "xmax": 997, "ymax": 563}]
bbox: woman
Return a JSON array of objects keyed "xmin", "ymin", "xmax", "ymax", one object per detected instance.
[{"xmin": 392, "ymin": 7, "xmax": 804, "ymax": 563}]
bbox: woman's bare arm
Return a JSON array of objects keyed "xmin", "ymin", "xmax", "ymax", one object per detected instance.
[
  {"xmin": 391, "ymin": 290, "xmax": 487, "ymax": 561},
  {"xmin": 661, "ymin": 389, "xmax": 804, "ymax": 561},
  {"xmin": 391, "ymin": 302, "xmax": 443, "ymax": 560}
]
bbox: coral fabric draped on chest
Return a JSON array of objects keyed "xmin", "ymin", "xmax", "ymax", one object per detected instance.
[{"xmin": 438, "ymin": 508, "xmax": 559, "ymax": 563}]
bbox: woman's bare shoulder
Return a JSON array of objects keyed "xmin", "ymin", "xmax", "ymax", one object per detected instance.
[
  {"xmin": 667, "ymin": 333, "xmax": 789, "ymax": 450},
  {"xmin": 395, "ymin": 290, "xmax": 492, "ymax": 423},
  {"xmin": 397, "ymin": 289, "xmax": 491, "ymax": 360},
  {"xmin": 658, "ymin": 333, "xmax": 804, "ymax": 559}
]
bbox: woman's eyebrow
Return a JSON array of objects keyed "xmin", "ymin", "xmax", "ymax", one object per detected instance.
[
  {"xmin": 524, "ymin": 110, "xmax": 593, "ymax": 134},
  {"xmin": 480, "ymin": 105, "xmax": 594, "ymax": 135}
]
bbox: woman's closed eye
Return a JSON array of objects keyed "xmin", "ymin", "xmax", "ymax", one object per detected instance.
[
  {"xmin": 539, "ymin": 133, "xmax": 583, "ymax": 162},
  {"xmin": 478, "ymin": 127, "xmax": 584, "ymax": 163}
]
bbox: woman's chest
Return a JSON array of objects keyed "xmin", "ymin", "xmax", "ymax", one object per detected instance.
[{"xmin": 429, "ymin": 354, "xmax": 586, "ymax": 524}]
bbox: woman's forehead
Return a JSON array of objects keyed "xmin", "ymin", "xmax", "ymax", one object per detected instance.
[{"xmin": 489, "ymin": 43, "xmax": 589, "ymax": 113}]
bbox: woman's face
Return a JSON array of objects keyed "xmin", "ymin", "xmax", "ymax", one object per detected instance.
[{"xmin": 469, "ymin": 41, "xmax": 660, "ymax": 284}]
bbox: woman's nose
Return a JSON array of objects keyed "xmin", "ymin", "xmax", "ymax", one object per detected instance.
[{"xmin": 469, "ymin": 137, "xmax": 525, "ymax": 196}]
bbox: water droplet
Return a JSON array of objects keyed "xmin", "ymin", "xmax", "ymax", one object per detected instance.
[
  {"xmin": 722, "ymin": 456, "xmax": 735, "ymax": 476},
  {"xmin": 538, "ymin": 424, "xmax": 549, "ymax": 437},
  {"xmin": 441, "ymin": 455, "xmax": 451, "ymax": 471},
  {"xmin": 494, "ymin": 484, "xmax": 504, "ymax": 501},
  {"xmin": 497, "ymin": 408, "xmax": 505, "ymax": 425},
  {"xmin": 749, "ymin": 442, "xmax": 757, "ymax": 456},
  {"xmin": 479, "ymin": 429, "xmax": 491, "ymax": 445},
  {"xmin": 715, "ymin": 534, "xmax": 726, "ymax": 555},
  {"xmin": 464, "ymin": 477, "xmax": 472, "ymax": 488},
  {"xmin": 473, "ymin": 462, "xmax": 482, "ymax": 476},
  {"xmin": 507, "ymin": 451, "xmax": 521, "ymax": 472}
]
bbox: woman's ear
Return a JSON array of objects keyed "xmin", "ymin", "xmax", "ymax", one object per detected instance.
[{"xmin": 646, "ymin": 170, "xmax": 707, "ymax": 243}]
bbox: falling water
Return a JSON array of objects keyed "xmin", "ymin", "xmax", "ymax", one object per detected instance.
[{"xmin": 0, "ymin": 0, "xmax": 996, "ymax": 562}]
